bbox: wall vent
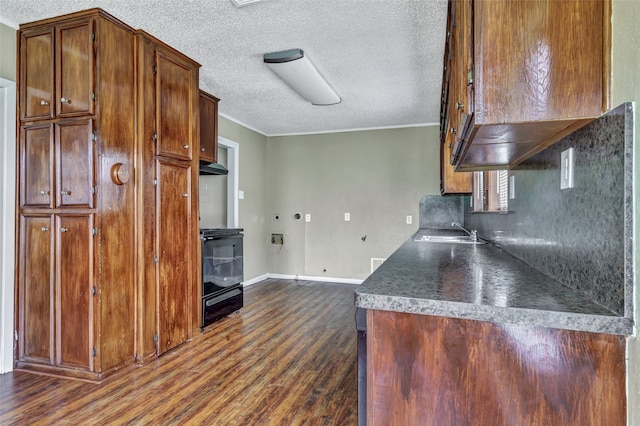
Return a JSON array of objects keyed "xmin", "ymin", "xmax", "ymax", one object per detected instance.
[{"xmin": 370, "ymin": 258, "xmax": 386, "ymax": 274}]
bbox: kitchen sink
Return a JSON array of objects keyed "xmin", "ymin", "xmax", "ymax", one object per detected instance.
[{"xmin": 414, "ymin": 235, "xmax": 486, "ymax": 244}]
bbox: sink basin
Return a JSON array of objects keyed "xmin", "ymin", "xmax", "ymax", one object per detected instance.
[{"xmin": 414, "ymin": 235, "xmax": 486, "ymax": 244}]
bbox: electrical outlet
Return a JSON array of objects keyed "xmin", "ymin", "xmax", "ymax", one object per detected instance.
[
  {"xmin": 305, "ymin": 214, "xmax": 311, "ymax": 222},
  {"xmin": 560, "ymin": 148, "xmax": 575, "ymax": 190},
  {"xmin": 271, "ymin": 233, "xmax": 284, "ymax": 245},
  {"xmin": 344, "ymin": 212, "xmax": 350, "ymax": 221},
  {"xmin": 406, "ymin": 215, "xmax": 412, "ymax": 225}
]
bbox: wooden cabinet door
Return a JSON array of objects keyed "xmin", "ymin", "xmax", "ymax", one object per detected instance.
[
  {"xmin": 56, "ymin": 214, "xmax": 93, "ymax": 370},
  {"xmin": 21, "ymin": 123, "xmax": 54, "ymax": 207},
  {"xmin": 455, "ymin": 0, "xmax": 474, "ymax": 139},
  {"xmin": 155, "ymin": 50, "xmax": 194, "ymax": 161},
  {"xmin": 441, "ymin": 140, "xmax": 472, "ymax": 194},
  {"xmin": 20, "ymin": 27, "xmax": 55, "ymax": 121},
  {"xmin": 156, "ymin": 160, "xmax": 192, "ymax": 354},
  {"xmin": 18, "ymin": 215, "xmax": 54, "ymax": 364},
  {"xmin": 56, "ymin": 18, "xmax": 94, "ymax": 117},
  {"xmin": 56, "ymin": 119, "xmax": 94, "ymax": 208},
  {"xmin": 199, "ymin": 91, "xmax": 219, "ymax": 163}
]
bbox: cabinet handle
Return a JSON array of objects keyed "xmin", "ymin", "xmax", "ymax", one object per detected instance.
[
  {"xmin": 40, "ymin": 190, "xmax": 49, "ymax": 195},
  {"xmin": 182, "ymin": 193, "xmax": 189, "ymax": 197},
  {"xmin": 60, "ymin": 227, "xmax": 68, "ymax": 233},
  {"xmin": 449, "ymin": 128, "xmax": 456, "ymax": 135},
  {"xmin": 183, "ymin": 145, "xmax": 189, "ymax": 149},
  {"xmin": 60, "ymin": 97, "xmax": 71, "ymax": 104},
  {"xmin": 40, "ymin": 100, "xmax": 49, "ymax": 106},
  {"xmin": 456, "ymin": 102, "xmax": 464, "ymax": 110},
  {"xmin": 60, "ymin": 190, "xmax": 71, "ymax": 195},
  {"xmin": 40, "ymin": 227, "xmax": 49, "ymax": 232},
  {"xmin": 200, "ymin": 147, "xmax": 205, "ymax": 152}
]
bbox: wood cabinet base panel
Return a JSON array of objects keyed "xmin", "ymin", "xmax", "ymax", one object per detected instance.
[{"xmin": 367, "ymin": 310, "xmax": 626, "ymax": 426}]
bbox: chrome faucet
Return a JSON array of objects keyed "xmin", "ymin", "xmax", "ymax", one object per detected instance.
[{"xmin": 451, "ymin": 222, "xmax": 478, "ymax": 242}]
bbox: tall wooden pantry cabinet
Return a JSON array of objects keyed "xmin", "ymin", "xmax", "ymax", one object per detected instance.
[
  {"xmin": 15, "ymin": 8, "xmax": 201, "ymax": 381},
  {"xmin": 134, "ymin": 31, "xmax": 201, "ymax": 362}
]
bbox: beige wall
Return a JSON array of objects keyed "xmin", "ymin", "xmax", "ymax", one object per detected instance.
[
  {"xmin": 0, "ymin": 22, "xmax": 16, "ymax": 81},
  {"xmin": 218, "ymin": 116, "xmax": 269, "ymax": 281},
  {"xmin": 611, "ymin": 1, "xmax": 640, "ymax": 424},
  {"xmin": 0, "ymin": 23, "xmax": 16, "ymax": 81},
  {"xmin": 267, "ymin": 126, "xmax": 440, "ymax": 280}
]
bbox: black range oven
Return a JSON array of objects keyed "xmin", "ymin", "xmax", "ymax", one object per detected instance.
[{"xmin": 200, "ymin": 228, "xmax": 244, "ymax": 328}]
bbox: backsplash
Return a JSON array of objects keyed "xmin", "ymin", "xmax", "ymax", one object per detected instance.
[
  {"xmin": 419, "ymin": 195, "xmax": 466, "ymax": 229},
  {"xmin": 464, "ymin": 103, "xmax": 633, "ymax": 317}
]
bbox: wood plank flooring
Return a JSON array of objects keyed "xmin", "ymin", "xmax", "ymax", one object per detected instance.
[{"xmin": 0, "ymin": 279, "xmax": 359, "ymax": 425}]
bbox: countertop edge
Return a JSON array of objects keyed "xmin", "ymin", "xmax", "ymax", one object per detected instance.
[{"xmin": 355, "ymin": 293, "xmax": 633, "ymax": 335}]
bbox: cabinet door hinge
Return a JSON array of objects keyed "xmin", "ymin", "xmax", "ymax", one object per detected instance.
[
  {"xmin": 153, "ymin": 334, "xmax": 159, "ymax": 343},
  {"xmin": 92, "ymin": 226, "xmax": 97, "ymax": 236},
  {"xmin": 92, "ymin": 132, "xmax": 96, "ymax": 142},
  {"xmin": 92, "ymin": 32, "xmax": 96, "ymax": 42},
  {"xmin": 153, "ymin": 179, "xmax": 157, "ymax": 187},
  {"xmin": 92, "ymin": 347, "xmax": 97, "ymax": 357},
  {"xmin": 467, "ymin": 68, "xmax": 474, "ymax": 86},
  {"xmin": 92, "ymin": 186, "xmax": 97, "ymax": 195},
  {"xmin": 153, "ymin": 132, "xmax": 158, "ymax": 142},
  {"xmin": 91, "ymin": 92, "xmax": 96, "ymax": 101},
  {"xmin": 92, "ymin": 286, "xmax": 97, "ymax": 296},
  {"xmin": 154, "ymin": 255, "xmax": 158, "ymax": 264},
  {"xmin": 14, "ymin": 330, "xmax": 18, "ymax": 342},
  {"xmin": 153, "ymin": 65, "xmax": 157, "ymax": 75}
]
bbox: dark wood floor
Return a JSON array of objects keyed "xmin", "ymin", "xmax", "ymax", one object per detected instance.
[{"xmin": 0, "ymin": 279, "xmax": 358, "ymax": 425}]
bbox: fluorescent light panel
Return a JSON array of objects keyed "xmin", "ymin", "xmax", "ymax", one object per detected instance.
[
  {"xmin": 230, "ymin": 0, "xmax": 264, "ymax": 7},
  {"xmin": 264, "ymin": 49, "xmax": 341, "ymax": 106}
]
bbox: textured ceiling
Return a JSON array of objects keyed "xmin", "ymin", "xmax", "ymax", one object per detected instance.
[{"xmin": 0, "ymin": 0, "xmax": 447, "ymax": 136}]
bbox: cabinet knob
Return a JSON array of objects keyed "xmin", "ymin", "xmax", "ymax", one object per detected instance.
[
  {"xmin": 183, "ymin": 145, "xmax": 189, "ymax": 149},
  {"xmin": 449, "ymin": 128, "xmax": 456, "ymax": 134},
  {"xmin": 60, "ymin": 227, "xmax": 68, "ymax": 233},
  {"xmin": 40, "ymin": 100, "xmax": 49, "ymax": 106},
  {"xmin": 456, "ymin": 102, "xmax": 464, "ymax": 110},
  {"xmin": 60, "ymin": 97, "xmax": 71, "ymax": 104},
  {"xmin": 182, "ymin": 193, "xmax": 189, "ymax": 197},
  {"xmin": 40, "ymin": 227, "xmax": 48, "ymax": 232},
  {"xmin": 60, "ymin": 190, "xmax": 71, "ymax": 195},
  {"xmin": 40, "ymin": 190, "xmax": 49, "ymax": 195},
  {"xmin": 200, "ymin": 147, "xmax": 205, "ymax": 152}
]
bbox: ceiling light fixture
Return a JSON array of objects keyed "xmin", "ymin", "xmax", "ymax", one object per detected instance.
[{"xmin": 263, "ymin": 49, "xmax": 341, "ymax": 106}]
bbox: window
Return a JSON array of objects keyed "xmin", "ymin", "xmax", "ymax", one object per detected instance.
[{"xmin": 472, "ymin": 170, "xmax": 509, "ymax": 213}]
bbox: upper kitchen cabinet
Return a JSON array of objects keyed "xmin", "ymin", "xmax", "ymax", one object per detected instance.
[
  {"xmin": 440, "ymin": 0, "xmax": 472, "ymax": 194},
  {"xmin": 20, "ymin": 17, "xmax": 94, "ymax": 121},
  {"xmin": 445, "ymin": 0, "xmax": 611, "ymax": 171},
  {"xmin": 199, "ymin": 90, "xmax": 220, "ymax": 164}
]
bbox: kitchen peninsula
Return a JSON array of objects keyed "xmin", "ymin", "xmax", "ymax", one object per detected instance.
[{"xmin": 355, "ymin": 229, "xmax": 630, "ymax": 425}]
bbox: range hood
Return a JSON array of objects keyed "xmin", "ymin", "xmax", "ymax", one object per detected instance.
[{"xmin": 200, "ymin": 161, "xmax": 229, "ymax": 175}]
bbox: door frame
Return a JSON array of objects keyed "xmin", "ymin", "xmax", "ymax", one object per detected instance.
[
  {"xmin": 219, "ymin": 136, "xmax": 239, "ymax": 228},
  {"xmin": 0, "ymin": 77, "xmax": 16, "ymax": 374}
]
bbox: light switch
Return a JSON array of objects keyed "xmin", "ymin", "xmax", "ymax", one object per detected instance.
[
  {"xmin": 344, "ymin": 212, "xmax": 350, "ymax": 221},
  {"xmin": 560, "ymin": 148, "xmax": 575, "ymax": 190},
  {"xmin": 406, "ymin": 215, "xmax": 412, "ymax": 225},
  {"xmin": 305, "ymin": 214, "xmax": 311, "ymax": 222},
  {"xmin": 509, "ymin": 175, "xmax": 515, "ymax": 199}
]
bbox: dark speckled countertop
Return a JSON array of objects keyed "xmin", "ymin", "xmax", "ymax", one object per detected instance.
[{"xmin": 354, "ymin": 228, "xmax": 633, "ymax": 335}]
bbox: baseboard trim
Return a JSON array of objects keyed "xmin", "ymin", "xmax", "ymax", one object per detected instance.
[{"xmin": 244, "ymin": 273, "xmax": 363, "ymax": 286}]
